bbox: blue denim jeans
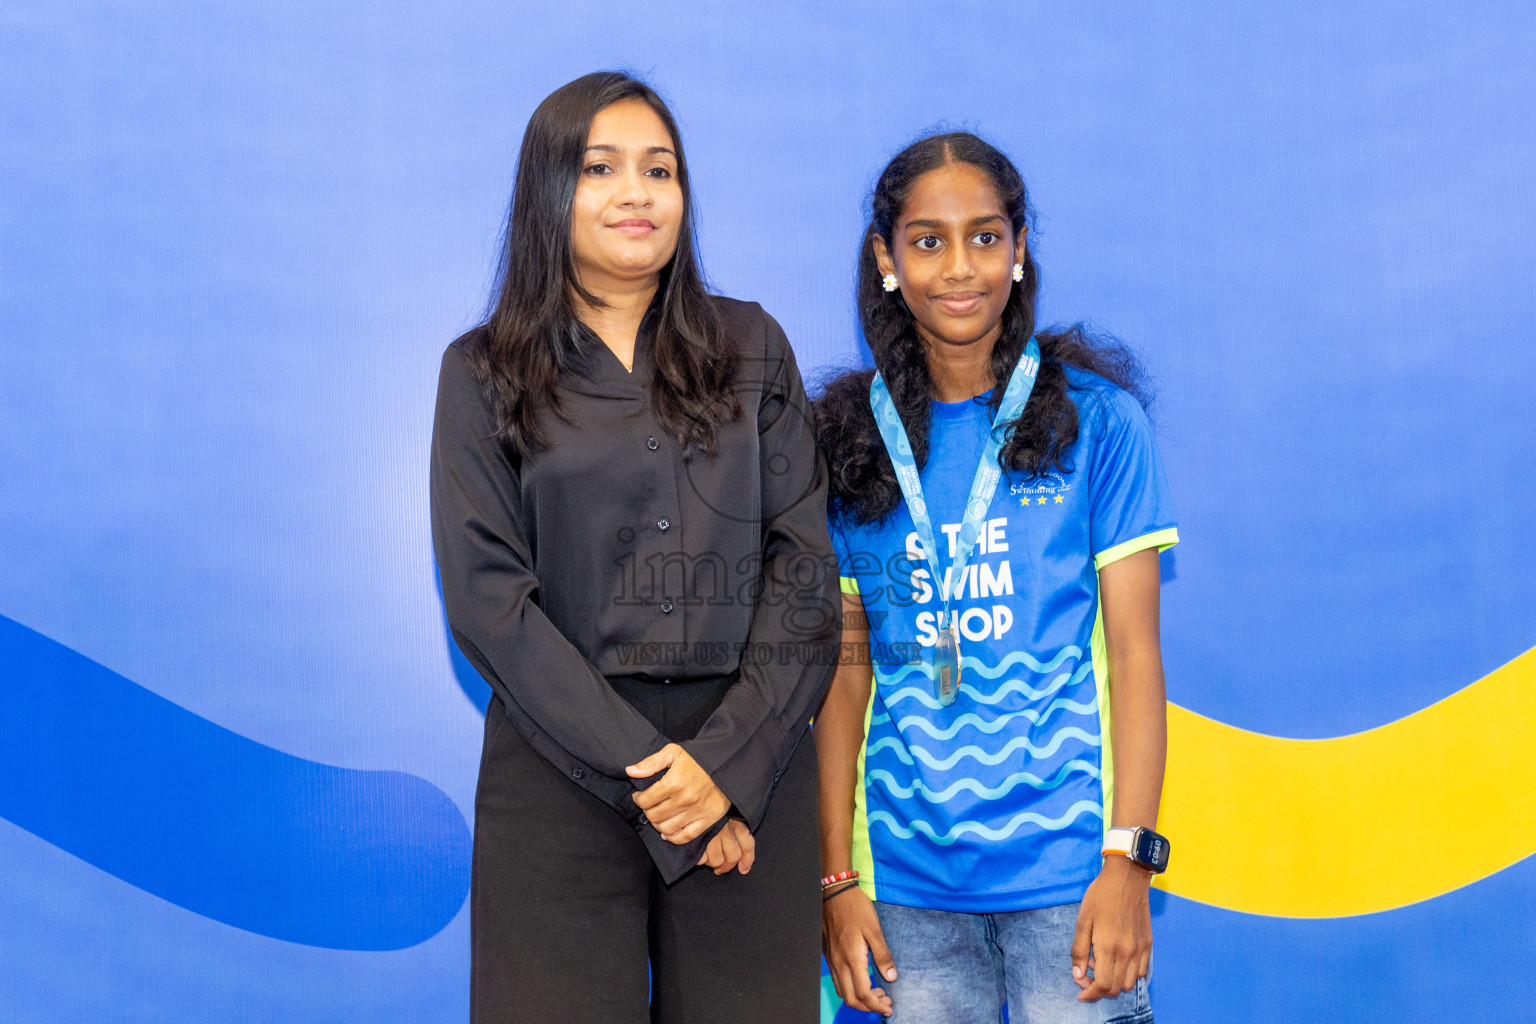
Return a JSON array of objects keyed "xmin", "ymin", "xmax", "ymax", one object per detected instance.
[{"xmin": 873, "ymin": 901, "xmax": 1153, "ymax": 1024}]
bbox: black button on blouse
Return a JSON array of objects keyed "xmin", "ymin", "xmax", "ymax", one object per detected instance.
[{"xmin": 430, "ymin": 297, "xmax": 840, "ymax": 882}]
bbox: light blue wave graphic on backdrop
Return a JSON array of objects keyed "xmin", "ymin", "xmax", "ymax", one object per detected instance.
[
  {"xmin": 866, "ymin": 759, "xmax": 1100, "ymax": 803},
  {"xmin": 0, "ymin": 614, "xmax": 471, "ymax": 951},
  {"xmin": 868, "ymin": 799, "xmax": 1103, "ymax": 845}
]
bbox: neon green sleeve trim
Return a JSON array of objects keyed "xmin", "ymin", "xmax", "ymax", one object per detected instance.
[
  {"xmin": 1090, "ymin": 600, "xmax": 1114, "ymax": 838},
  {"xmin": 1093, "ymin": 527, "xmax": 1179, "ymax": 571},
  {"xmin": 839, "ymin": 575, "xmax": 861, "ymax": 595},
  {"xmin": 852, "ymin": 673, "xmax": 877, "ymax": 900}
]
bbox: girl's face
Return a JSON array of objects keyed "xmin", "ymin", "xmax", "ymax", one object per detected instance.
[
  {"xmin": 873, "ymin": 161, "xmax": 1026, "ymax": 355},
  {"xmin": 569, "ymin": 98, "xmax": 684, "ymax": 296}
]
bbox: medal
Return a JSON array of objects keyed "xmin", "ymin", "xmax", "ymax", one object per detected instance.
[
  {"xmin": 934, "ymin": 613, "xmax": 962, "ymax": 705},
  {"xmin": 870, "ymin": 339, "xmax": 1040, "ymax": 707}
]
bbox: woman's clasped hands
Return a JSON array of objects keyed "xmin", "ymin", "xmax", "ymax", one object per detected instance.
[{"xmin": 627, "ymin": 743, "xmax": 755, "ymax": 874}]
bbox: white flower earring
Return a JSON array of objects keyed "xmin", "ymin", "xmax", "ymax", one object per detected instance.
[
  {"xmin": 1011, "ymin": 263, "xmax": 1024, "ymax": 282},
  {"xmin": 882, "ymin": 273, "xmax": 899, "ymax": 293}
]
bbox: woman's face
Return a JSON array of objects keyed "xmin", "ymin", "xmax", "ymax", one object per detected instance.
[
  {"xmin": 569, "ymin": 98, "xmax": 684, "ymax": 296},
  {"xmin": 874, "ymin": 161, "xmax": 1026, "ymax": 354}
]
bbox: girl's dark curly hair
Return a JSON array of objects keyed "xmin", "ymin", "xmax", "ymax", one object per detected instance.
[{"xmin": 816, "ymin": 131, "xmax": 1149, "ymax": 526}]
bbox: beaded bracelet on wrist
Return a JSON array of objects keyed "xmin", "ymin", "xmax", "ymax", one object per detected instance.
[{"xmin": 821, "ymin": 879, "xmax": 861, "ymax": 903}]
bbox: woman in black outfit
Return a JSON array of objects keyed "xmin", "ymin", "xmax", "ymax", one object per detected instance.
[{"xmin": 430, "ymin": 71, "xmax": 839, "ymax": 1023}]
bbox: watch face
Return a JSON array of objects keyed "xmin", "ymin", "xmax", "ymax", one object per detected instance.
[{"xmin": 1134, "ymin": 829, "xmax": 1170, "ymax": 873}]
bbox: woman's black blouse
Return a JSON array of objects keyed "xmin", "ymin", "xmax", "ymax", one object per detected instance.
[{"xmin": 430, "ymin": 297, "xmax": 840, "ymax": 882}]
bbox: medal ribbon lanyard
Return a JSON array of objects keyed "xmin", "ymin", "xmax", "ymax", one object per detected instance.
[{"xmin": 869, "ymin": 338, "xmax": 1040, "ymax": 705}]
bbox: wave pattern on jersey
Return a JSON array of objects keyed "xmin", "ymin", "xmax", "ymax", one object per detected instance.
[{"xmin": 865, "ymin": 648, "xmax": 1104, "ymax": 846}]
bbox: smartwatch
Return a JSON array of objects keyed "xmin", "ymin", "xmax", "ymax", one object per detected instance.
[{"xmin": 1102, "ymin": 826, "xmax": 1170, "ymax": 874}]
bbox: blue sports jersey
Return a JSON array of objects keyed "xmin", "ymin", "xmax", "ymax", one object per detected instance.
[{"xmin": 830, "ymin": 367, "xmax": 1178, "ymax": 913}]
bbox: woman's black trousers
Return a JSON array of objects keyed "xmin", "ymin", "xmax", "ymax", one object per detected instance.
[{"xmin": 470, "ymin": 676, "xmax": 820, "ymax": 1023}]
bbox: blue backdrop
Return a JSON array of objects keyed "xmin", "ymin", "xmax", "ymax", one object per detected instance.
[{"xmin": 3, "ymin": 2, "xmax": 1534, "ymax": 1021}]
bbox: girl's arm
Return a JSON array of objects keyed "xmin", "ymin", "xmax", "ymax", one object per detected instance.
[
  {"xmin": 1071, "ymin": 546, "xmax": 1167, "ymax": 1002},
  {"xmin": 816, "ymin": 590, "xmax": 897, "ymax": 1017}
]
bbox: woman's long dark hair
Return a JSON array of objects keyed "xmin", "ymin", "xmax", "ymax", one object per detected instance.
[
  {"xmin": 470, "ymin": 71, "xmax": 738, "ymax": 457},
  {"xmin": 816, "ymin": 131, "xmax": 1149, "ymax": 526}
]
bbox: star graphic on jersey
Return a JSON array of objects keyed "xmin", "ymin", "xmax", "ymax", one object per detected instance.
[
  {"xmin": 1054, "ymin": 494, "xmax": 1064, "ymax": 504},
  {"xmin": 1037, "ymin": 496, "xmax": 1047, "ymax": 505}
]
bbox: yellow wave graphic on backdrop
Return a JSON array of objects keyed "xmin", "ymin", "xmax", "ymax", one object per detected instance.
[{"xmin": 1154, "ymin": 644, "xmax": 1536, "ymax": 917}]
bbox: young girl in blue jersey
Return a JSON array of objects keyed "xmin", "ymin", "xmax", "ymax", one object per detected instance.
[{"xmin": 814, "ymin": 132, "xmax": 1176, "ymax": 1023}]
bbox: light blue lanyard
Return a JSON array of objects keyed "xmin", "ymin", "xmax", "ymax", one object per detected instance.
[{"xmin": 869, "ymin": 338, "xmax": 1040, "ymax": 701}]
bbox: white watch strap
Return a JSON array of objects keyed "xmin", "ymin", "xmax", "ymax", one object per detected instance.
[{"xmin": 1102, "ymin": 827, "xmax": 1136, "ymax": 856}]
